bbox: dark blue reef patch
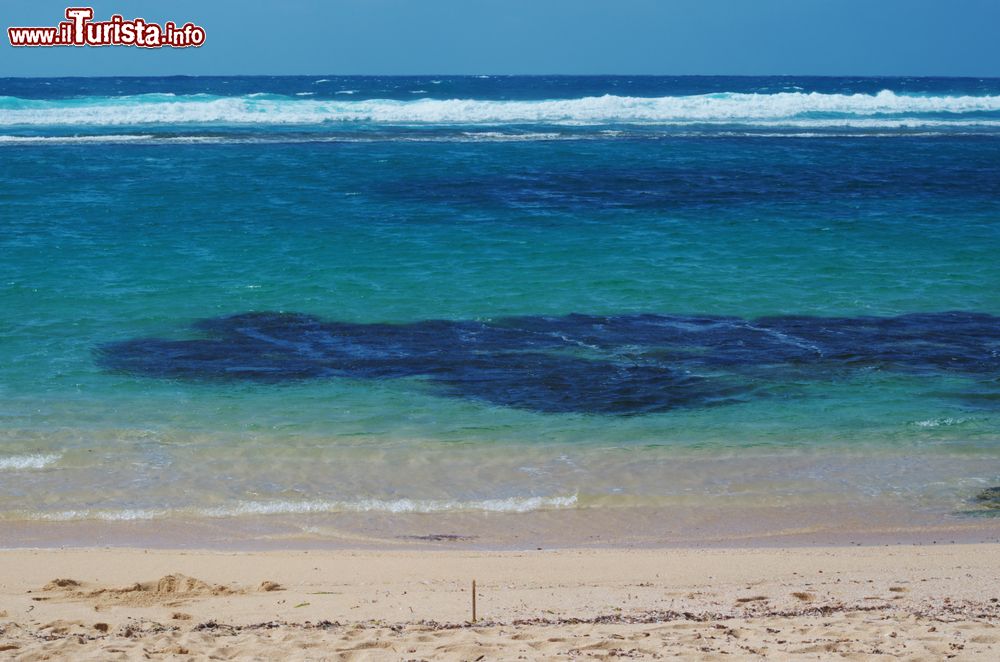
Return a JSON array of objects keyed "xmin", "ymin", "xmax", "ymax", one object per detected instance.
[{"xmin": 97, "ymin": 311, "xmax": 1000, "ymax": 415}]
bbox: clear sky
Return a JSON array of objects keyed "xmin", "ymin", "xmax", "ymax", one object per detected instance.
[{"xmin": 1, "ymin": 0, "xmax": 997, "ymax": 77}]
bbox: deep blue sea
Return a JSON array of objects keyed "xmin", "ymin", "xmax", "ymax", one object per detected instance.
[{"xmin": 1, "ymin": 76, "xmax": 999, "ymax": 543}]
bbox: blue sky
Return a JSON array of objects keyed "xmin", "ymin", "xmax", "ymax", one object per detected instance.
[{"xmin": 1, "ymin": 0, "xmax": 997, "ymax": 77}]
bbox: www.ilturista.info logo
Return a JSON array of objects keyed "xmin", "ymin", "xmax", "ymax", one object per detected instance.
[{"xmin": 8, "ymin": 7, "xmax": 205, "ymax": 48}]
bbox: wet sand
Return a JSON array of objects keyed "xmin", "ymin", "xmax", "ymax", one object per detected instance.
[
  {"xmin": 5, "ymin": 500, "xmax": 1000, "ymax": 552},
  {"xmin": 1, "ymin": 544, "xmax": 998, "ymax": 660}
]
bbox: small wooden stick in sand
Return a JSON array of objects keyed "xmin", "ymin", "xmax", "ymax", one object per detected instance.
[{"xmin": 472, "ymin": 579, "xmax": 477, "ymax": 623}]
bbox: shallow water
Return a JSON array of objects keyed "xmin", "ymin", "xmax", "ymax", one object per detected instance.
[{"xmin": 1, "ymin": 76, "xmax": 999, "ymax": 542}]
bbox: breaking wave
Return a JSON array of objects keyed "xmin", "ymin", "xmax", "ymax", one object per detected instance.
[
  {"xmin": 2, "ymin": 90, "xmax": 1000, "ymax": 128},
  {"xmin": 0, "ymin": 134, "xmax": 155, "ymax": 144},
  {"xmin": 26, "ymin": 494, "xmax": 580, "ymax": 522}
]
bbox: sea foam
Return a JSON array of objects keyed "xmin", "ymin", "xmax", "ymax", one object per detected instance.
[
  {"xmin": 32, "ymin": 494, "xmax": 579, "ymax": 522},
  {"xmin": 0, "ymin": 453, "xmax": 61, "ymax": 471},
  {"xmin": 0, "ymin": 134, "xmax": 155, "ymax": 144},
  {"xmin": 1, "ymin": 90, "xmax": 1000, "ymax": 127},
  {"xmin": 198, "ymin": 494, "xmax": 579, "ymax": 517}
]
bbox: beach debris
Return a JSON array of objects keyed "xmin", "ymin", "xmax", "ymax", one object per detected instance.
[
  {"xmin": 258, "ymin": 581, "xmax": 283, "ymax": 592},
  {"xmin": 472, "ymin": 579, "xmax": 477, "ymax": 623},
  {"xmin": 398, "ymin": 534, "xmax": 476, "ymax": 542},
  {"xmin": 973, "ymin": 486, "xmax": 1000, "ymax": 508},
  {"xmin": 160, "ymin": 646, "xmax": 190, "ymax": 655}
]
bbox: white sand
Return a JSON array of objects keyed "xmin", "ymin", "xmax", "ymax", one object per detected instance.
[{"xmin": 1, "ymin": 544, "xmax": 999, "ymax": 659}]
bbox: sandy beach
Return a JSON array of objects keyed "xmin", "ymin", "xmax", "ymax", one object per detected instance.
[{"xmin": 1, "ymin": 543, "xmax": 998, "ymax": 660}]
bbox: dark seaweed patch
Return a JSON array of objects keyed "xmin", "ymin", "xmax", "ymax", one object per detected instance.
[{"xmin": 97, "ymin": 311, "xmax": 1000, "ymax": 415}]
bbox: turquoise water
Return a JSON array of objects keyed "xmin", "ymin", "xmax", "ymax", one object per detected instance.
[{"xmin": 1, "ymin": 76, "xmax": 999, "ymax": 536}]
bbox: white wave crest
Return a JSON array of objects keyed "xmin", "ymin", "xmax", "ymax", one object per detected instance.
[
  {"xmin": 0, "ymin": 134, "xmax": 155, "ymax": 144},
  {"xmin": 915, "ymin": 417, "xmax": 971, "ymax": 428},
  {"xmin": 30, "ymin": 494, "xmax": 578, "ymax": 522},
  {"xmin": 1, "ymin": 90, "xmax": 999, "ymax": 127},
  {"xmin": 0, "ymin": 453, "xmax": 61, "ymax": 471},
  {"xmin": 0, "ymin": 133, "xmax": 583, "ymax": 147},
  {"xmin": 460, "ymin": 131, "xmax": 563, "ymax": 141},
  {"xmin": 198, "ymin": 494, "xmax": 579, "ymax": 516},
  {"xmin": 40, "ymin": 508, "xmax": 163, "ymax": 522}
]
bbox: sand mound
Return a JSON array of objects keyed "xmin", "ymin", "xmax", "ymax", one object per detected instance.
[
  {"xmin": 39, "ymin": 573, "xmax": 240, "ymax": 608},
  {"xmin": 146, "ymin": 573, "xmax": 229, "ymax": 597},
  {"xmin": 42, "ymin": 578, "xmax": 81, "ymax": 591}
]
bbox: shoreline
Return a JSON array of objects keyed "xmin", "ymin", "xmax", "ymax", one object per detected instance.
[
  {"xmin": 4, "ymin": 505, "xmax": 1000, "ymax": 552},
  {"xmin": 1, "ymin": 543, "xmax": 998, "ymax": 659}
]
